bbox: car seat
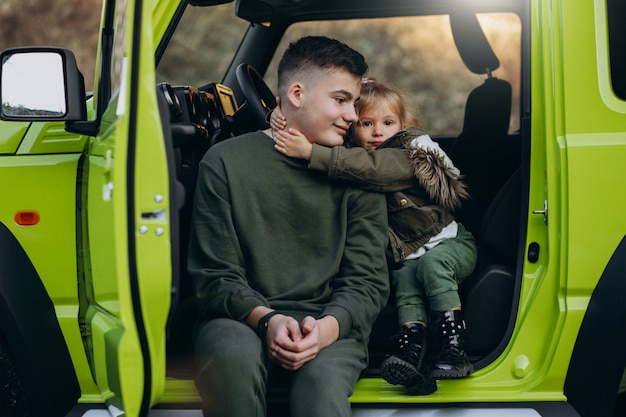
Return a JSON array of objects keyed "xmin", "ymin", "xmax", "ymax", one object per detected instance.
[
  {"xmin": 461, "ymin": 167, "xmax": 522, "ymax": 356},
  {"xmin": 448, "ymin": 75, "xmax": 516, "ymax": 237},
  {"xmin": 446, "ymin": 11, "xmax": 520, "ymax": 239}
]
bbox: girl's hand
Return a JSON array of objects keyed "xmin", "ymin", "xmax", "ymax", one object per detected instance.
[
  {"xmin": 273, "ymin": 127, "xmax": 313, "ymax": 161},
  {"xmin": 270, "ymin": 101, "xmax": 313, "ymax": 160},
  {"xmin": 269, "ymin": 101, "xmax": 287, "ymax": 131}
]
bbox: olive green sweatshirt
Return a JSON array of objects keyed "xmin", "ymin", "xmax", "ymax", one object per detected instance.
[{"xmin": 187, "ymin": 131, "xmax": 390, "ymax": 342}]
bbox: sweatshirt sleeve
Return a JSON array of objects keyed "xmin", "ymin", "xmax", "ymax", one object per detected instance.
[
  {"xmin": 321, "ymin": 189, "xmax": 390, "ymax": 341},
  {"xmin": 187, "ymin": 152, "xmax": 269, "ymax": 322},
  {"xmin": 309, "ymin": 143, "xmax": 415, "ymax": 192}
]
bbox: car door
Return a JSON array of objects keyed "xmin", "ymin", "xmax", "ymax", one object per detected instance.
[{"xmin": 79, "ymin": 0, "xmax": 177, "ymax": 413}]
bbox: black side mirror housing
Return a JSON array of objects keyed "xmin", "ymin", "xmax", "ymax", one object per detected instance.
[{"xmin": 0, "ymin": 47, "xmax": 87, "ymax": 122}]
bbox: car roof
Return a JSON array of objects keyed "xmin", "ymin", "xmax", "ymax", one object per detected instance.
[{"xmin": 233, "ymin": 0, "xmax": 524, "ymax": 24}]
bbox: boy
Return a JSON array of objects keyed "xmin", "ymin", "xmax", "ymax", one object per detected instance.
[{"xmin": 187, "ymin": 36, "xmax": 390, "ymax": 417}]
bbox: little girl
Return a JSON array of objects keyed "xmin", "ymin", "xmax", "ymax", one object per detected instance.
[{"xmin": 271, "ymin": 77, "xmax": 477, "ymax": 395}]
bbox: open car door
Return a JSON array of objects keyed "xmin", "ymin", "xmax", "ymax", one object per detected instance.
[{"xmin": 78, "ymin": 0, "xmax": 178, "ymax": 414}]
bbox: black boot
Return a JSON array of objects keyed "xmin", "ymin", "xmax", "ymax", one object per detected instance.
[
  {"xmin": 431, "ymin": 309, "xmax": 474, "ymax": 379},
  {"xmin": 380, "ymin": 323, "xmax": 437, "ymax": 395}
]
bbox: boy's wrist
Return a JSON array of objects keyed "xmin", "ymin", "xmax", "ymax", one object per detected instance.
[{"xmin": 256, "ymin": 310, "xmax": 280, "ymax": 340}]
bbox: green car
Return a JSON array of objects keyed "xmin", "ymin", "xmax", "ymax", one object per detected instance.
[{"xmin": 0, "ymin": 0, "xmax": 625, "ymax": 416}]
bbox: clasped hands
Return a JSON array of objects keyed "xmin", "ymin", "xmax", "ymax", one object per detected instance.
[{"xmin": 265, "ymin": 314, "xmax": 339, "ymax": 371}]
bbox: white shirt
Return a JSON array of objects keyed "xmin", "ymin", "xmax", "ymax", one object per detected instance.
[{"xmin": 404, "ymin": 220, "xmax": 458, "ymax": 260}]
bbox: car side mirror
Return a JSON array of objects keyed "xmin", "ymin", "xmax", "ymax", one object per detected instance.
[{"xmin": 0, "ymin": 47, "xmax": 87, "ymax": 122}]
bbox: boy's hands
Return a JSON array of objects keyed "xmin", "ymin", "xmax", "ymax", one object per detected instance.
[
  {"xmin": 266, "ymin": 314, "xmax": 339, "ymax": 371},
  {"xmin": 270, "ymin": 100, "xmax": 314, "ymax": 161}
]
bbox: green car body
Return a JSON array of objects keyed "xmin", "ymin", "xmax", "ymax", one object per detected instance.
[{"xmin": 0, "ymin": 0, "xmax": 625, "ymax": 416}]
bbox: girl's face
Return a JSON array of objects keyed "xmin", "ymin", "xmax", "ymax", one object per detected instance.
[{"xmin": 353, "ymin": 101, "xmax": 402, "ymax": 150}]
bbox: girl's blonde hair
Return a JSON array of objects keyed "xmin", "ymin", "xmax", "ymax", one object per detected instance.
[{"xmin": 357, "ymin": 77, "xmax": 422, "ymax": 129}]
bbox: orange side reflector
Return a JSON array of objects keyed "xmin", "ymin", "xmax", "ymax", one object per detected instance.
[{"xmin": 15, "ymin": 211, "xmax": 40, "ymax": 226}]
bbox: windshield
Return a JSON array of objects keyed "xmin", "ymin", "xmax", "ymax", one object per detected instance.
[
  {"xmin": 156, "ymin": 7, "xmax": 520, "ymax": 136},
  {"xmin": 156, "ymin": 2, "xmax": 250, "ymax": 86}
]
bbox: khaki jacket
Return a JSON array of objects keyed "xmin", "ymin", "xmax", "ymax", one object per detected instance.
[{"xmin": 309, "ymin": 127, "xmax": 469, "ymax": 263}]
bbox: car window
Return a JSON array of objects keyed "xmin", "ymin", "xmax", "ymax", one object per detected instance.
[
  {"xmin": 607, "ymin": 0, "xmax": 626, "ymax": 99},
  {"xmin": 156, "ymin": 2, "xmax": 249, "ymax": 87},
  {"xmin": 265, "ymin": 13, "xmax": 521, "ymax": 136},
  {"xmin": 110, "ymin": 0, "xmax": 130, "ymax": 101}
]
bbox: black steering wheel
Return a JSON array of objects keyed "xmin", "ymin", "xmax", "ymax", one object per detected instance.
[{"xmin": 235, "ymin": 63, "xmax": 277, "ymax": 130}]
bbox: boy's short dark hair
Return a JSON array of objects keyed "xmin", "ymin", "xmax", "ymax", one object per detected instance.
[{"xmin": 277, "ymin": 36, "xmax": 368, "ymax": 95}]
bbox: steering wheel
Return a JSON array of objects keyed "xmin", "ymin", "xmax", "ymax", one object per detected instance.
[{"xmin": 235, "ymin": 63, "xmax": 277, "ymax": 129}]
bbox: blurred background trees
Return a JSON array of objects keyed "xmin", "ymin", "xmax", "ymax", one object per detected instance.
[{"xmin": 1, "ymin": 0, "xmax": 102, "ymax": 90}]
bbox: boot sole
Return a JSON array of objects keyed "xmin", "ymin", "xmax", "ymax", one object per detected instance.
[
  {"xmin": 431, "ymin": 364, "xmax": 474, "ymax": 380},
  {"xmin": 380, "ymin": 356, "xmax": 437, "ymax": 395},
  {"xmin": 380, "ymin": 356, "xmax": 419, "ymax": 386}
]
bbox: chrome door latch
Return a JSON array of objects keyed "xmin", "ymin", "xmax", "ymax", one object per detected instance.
[{"xmin": 532, "ymin": 199, "xmax": 548, "ymax": 224}]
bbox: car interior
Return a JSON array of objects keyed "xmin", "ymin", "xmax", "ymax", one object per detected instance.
[{"xmin": 158, "ymin": 0, "xmax": 528, "ymax": 382}]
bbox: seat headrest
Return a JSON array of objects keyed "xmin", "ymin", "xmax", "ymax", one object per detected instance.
[{"xmin": 450, "ymin": 12, "xmax": 500, "ymax": 75}]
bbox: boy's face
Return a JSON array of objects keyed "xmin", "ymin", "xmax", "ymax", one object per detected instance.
[
  {"xmin": 293, "ymin": 70, "xmax": 362, "ymax": 148},
  {"xmin": 354, "ymin": 101, "xmax": 402, "ymax": 150}
]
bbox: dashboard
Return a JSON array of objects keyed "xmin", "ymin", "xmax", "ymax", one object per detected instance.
[{"xmin": 157, "ymin": 81, "xmax": 240, "ymax": 150}]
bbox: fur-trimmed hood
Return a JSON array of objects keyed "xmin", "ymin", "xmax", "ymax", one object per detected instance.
[{"xmin": 381, "ymin": 127, "xmax": 469, "ymax": 211}]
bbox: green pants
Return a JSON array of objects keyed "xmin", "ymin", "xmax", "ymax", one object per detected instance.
[
  {"xmin": 194, "ymin": 318, "xmax": 367, "ymax": 417},
  {"xmin": 392, "ymin": 223, "xmax": 478, "ymax": 324}
]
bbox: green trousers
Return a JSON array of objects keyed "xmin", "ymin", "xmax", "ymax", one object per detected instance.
[
  {"xmin": 392, "ymin": 223, "xmax": 478, "ymax": 324},
  {"xmin": 194, "ymin": 318, "xmax": 367, "ymax": 417}
]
